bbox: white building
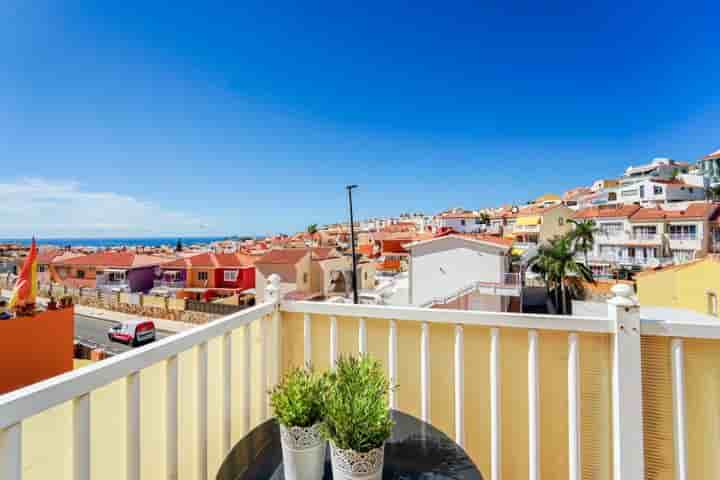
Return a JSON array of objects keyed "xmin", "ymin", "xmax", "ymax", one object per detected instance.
[
  {"xmin": 433, "ymin": 212, "xmax": 488, "ymax": 233},
  {"xmin": 402, "ymin": 234, "xmax": 520, "ymax": 311}
]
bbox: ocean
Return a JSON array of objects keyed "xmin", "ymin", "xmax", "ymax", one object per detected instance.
[{"xmin": 0, "ymin": 237, "xmax": 233, "ymax": 248}]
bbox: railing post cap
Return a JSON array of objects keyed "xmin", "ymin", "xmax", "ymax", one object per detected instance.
[{"xmin": 608, "ymin": 283, "xmax": 637, "ymax": 307}]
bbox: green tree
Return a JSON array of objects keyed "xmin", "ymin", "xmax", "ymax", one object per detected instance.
[
  {"xmin": 479, "ymin": 212, "xmax": 491, "ymax": 225},
  {"xmin": 175, "ymin": 238, "xmax": 183, "ymax": 252},
  {"xmin": 307, "ymin": 224, "xmax": 318, "ymax": 235},
  {"xmin": 567, "ymin": 219, "xmax": 598, "ymax": 266},
  {"xmin": 529, "ymin": 235, "xmax": 595, "ymax": 314}
]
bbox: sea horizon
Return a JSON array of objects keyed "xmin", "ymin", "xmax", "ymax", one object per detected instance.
[{"xmin": 0, "ymin": 236, "xmax": 253, "ymax": 248}]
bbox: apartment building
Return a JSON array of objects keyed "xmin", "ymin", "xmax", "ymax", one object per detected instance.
[
  {"xmin": 51, "ymin": 251, "xmax": 164, "ymax": 292},
  {"xmin": 573, "ymin": 202, "xmax": 719, "ymax": 276},
  {"xmin": 382, "ymin": 234, "xmax": 519, "ymax": 311},
  {"xmin": 699, "ymin": 147, "xmax": 720, "ymax": 187},
  {"xmin": 433, "ymin": 211, "xmax": 488, "ymax": 233},
  {"xmin": 572, "ymin": 204, "xmax": 650, "ymax": 276},
  {"xmin": 629, "ymin": 202, "xmax": 718, "ymax": 263},
  {"xmin": 156, "ymin": 252, "xmax": 256, "ymax": 296},
  {"xmin": 254, "ymin": 247, "xmax": 373, "ymax": 302},
  {"xmin": 510, "ymin": 203, "xmax": 574, "ymax": 246}
]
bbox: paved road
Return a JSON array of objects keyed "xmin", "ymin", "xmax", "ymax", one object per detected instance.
[
  {"xmin": 1, "ymin": 295, "xmax": 173, "ymax": 355},
  {"xmin": 75, "ymin": 313, "xmax": 173, "ymax": 355}
]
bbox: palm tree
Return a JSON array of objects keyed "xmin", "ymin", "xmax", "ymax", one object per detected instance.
[
  {"xmin": 567, "ymin": 219, "xmax": 597, "ymax": 265},
  {"xmin": 529, "ymin": 235, "xmax": 595, "ymax": 314},
  {"xmin": 307, "ymin": 224, "xmax": 318, "ymax": 235},
  {"xmin": 479, "ymin": 212, "xmax": 491, "ymax": 225}
]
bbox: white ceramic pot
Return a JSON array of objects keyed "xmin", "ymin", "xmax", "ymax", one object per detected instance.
[
  {"xmin": 329, "ymin": 441, "xmax": 385, "ymax": 480},
  {"xmin": 279, "ymin": 423, "xmax": 326, "ymax": 480}
]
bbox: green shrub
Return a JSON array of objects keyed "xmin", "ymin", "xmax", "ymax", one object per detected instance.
[
  {"xmin": 269, "ymin": 366, "xmax": 324, "ymax": 428},
  {"xmin": 321, "ymin": 355, "xmax": 394, "ymax": 452}
]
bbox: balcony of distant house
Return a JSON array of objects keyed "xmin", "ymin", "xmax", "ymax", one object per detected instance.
[
  {"xmin": 95, "ymin": 269, "xmax": 131, "ymax": 292},
  {"xmin": 152, "ymin": 269, "xmax": 187, "ymax": 291}
]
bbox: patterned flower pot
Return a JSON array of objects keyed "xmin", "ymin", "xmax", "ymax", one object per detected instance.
[
  {"xmin": 330, "ymin": 441, "xmax": 385, "ymax": 480},
  {"xmin": 279, "ymin": 423, "xmax": 326, "ymax": 480}
]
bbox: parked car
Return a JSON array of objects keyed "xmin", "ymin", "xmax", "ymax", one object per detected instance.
[{"xmin": 108, "ymin": 319, "xmax": 156, "ymax": 347}]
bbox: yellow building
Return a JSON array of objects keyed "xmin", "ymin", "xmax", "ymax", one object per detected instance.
[{"xmin": 636, "ymin": 256, "xmax": 720, "ymax": 317}]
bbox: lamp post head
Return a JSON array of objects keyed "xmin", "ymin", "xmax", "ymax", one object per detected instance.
[{"xmin": 346, "ymin": 184, "xmax": 358, "ymax": 191}]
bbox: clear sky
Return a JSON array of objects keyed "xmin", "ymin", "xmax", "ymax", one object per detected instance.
[{"xmin": 2, "ymin": 1, "xmax": 719, "ymax": 238}]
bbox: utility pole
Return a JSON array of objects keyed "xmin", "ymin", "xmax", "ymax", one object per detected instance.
[{"xmin": 346, "ymin": 185, "xmax": 359, "ymax": 304}]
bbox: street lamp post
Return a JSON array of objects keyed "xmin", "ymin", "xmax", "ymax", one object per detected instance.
[{"xmin": 346, "ymin": 185, "xmax": 359, "ymax": 304}]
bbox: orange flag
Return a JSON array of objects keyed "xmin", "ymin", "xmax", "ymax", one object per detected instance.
[{"xmin": 9, "ymin": 238, "xmax": 38, "ymax": 309}]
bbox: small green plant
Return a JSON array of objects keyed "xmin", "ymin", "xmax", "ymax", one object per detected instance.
[
  {"xmin": 269, "ymin": 366, "xmax": 324, "ymax": 428},
  {"xmin": 321, "ymin": 355, "xmax": 394, "ymax": 452}
]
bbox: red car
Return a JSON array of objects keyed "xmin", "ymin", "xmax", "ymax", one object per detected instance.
[{"xmin": 108, "ymin": 319, "xmax": 156, "ymax": 347}]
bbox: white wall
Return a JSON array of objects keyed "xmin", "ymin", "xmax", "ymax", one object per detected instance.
[{"xmin": 409, "ymin": 236, "xmax": 507, "ymax": 307}]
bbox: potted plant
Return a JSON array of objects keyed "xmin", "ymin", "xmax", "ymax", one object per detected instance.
[
  {"xmin": 321, "ymin": 355, "xmax": 394, "ymax": 480},
  {"xmin": 269, "ymin": 366, "xmax": 326, "ymax": 480}
]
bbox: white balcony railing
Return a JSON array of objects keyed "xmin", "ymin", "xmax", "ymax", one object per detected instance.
[
  {"xmin": 668, "ymin": 233, "xmax": 698, "ymax": 241},
  {"xmin": 153, "ymin": 279, "xmax": 186, "ymax": 289},
  {"xmin": 2, "ymin": 279, "xmax": 719, "ymax": 480}
]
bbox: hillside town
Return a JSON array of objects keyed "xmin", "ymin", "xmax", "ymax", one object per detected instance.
[{"xmin": 2, "ymin": 150, "xmax": 720, "ymax": 318}]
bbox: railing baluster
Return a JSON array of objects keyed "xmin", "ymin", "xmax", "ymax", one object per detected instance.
[
  {"xmin": 73, "ymin": 393, "xmax": 90, "ymax": 480},
  {"xmin": 127, "ymin": 372, "xmax": 141, "ymax": 480},
  {"xmin": 271, "ymin": 307, "xmax": 281, "ymax": 388},
  {"xmin": 330, "ymin": 315, "xmax": 338, "ymax": 367},
  {"xmin": 528, "ymin": 330, "xmax": 540, "ymax": 480},
  {"xmin": 223, "ymin": 332, "xmax": 232, "ymax": 455},
  {"xmin": 303, "ymin": 313, "xmax": 312, "ymax": 365},
  {"xmin": 197, "ymin": 342, "xmax": 208, "ymax": 480},
  {"xmin": 389, "ymin": 319, "xmax": 398, "ymax": 409},
  {"xmin": 671, "ymin": 339, "xmax": 688, "ymax": 480},
  {"xmin": 242, "ymin": 324, "xmax": 252, "ymax": 435},
  {"xmin": 490, "ymin": 328, "xmax": 501, "ymax": 480},
  {"xmin": 166, "ymin": 356, "xmax": 178, "ymax": 480},
  {"xmin": 1, "ymin": 423, "xmax": 22, "ymax": 480},
  {"xmin": 420, "ymin": 321, "xmax": 430, "ymax": 423},
  {"xmin": 359, "ymin": 317, "xmax": 367, "ymax": 354},
  {"xmin": 454, "ymin": 324, "xmax": 464, "ymax": 446},
  {"xmin": 260, "ymin": 317, "xmax": 269, "ymax": 421},
  {"xmin": 568, "ymin": 333, "xmax": 581, "ymax": 480}
]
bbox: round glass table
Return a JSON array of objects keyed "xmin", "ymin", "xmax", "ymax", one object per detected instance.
[{"xmin": 217, "ymin": 410, "xmax": 483, "ymax": 479}]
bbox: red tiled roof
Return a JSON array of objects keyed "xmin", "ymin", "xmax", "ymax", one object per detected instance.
[
  {"xmin": 630, "ymin": 203, "xmax": 718, "ymax": 222},
  {"xmin": 703, "ymin": 149, "xmax": 720, "ymax": 161},
  {"xmin": 37, "ymin": 248, "xmax": 63, "ymax": 264},
  {"xmin": 573, "ymin": 205, "xmax": 641, "ymax": 220},
  {"xmin": 255, "ymin": 249, "xmax": 310, "ymax": 265},
  {"xmin": 54, "ymin": 251, "xmax": 163, "ymax": 269},
  {"xmin": 162, "ymin": 252, "xmax": 255, "ymax": 269},
  {"xmin": 310, "ymin": 247, "xmax": 338, "ymax": 260}
]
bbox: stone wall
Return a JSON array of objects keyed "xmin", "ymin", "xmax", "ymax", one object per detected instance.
[{"xmin": 0, "ymin": 275, "xmax": 217, "ymax": 325}]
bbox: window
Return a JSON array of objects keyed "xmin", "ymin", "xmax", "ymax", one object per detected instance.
[
  {"xmin": 460, "ymin": 219, "xmax": 466, "ymax": 226},
  {"xmin": 669, "ymin": 224, "xmax": 697, "ymax": 240},
  {"xmin": 475, "ymin": 218, "xmax": 482, "ymax": 224},
  {"xmin": 599, "ymin": 222, "xmax": 621, "ymax": 236},
  {"xmin": 303, "ymin": 272, "xmax": 309, "ymax": 284},
  {"xmin": 76, "ymin": 270, "xmax": 85, "ymax": 279},
  {"xmin": 558, "ymin": 217, "xmax": 564, "ymax": 226},
  {"xmin": 107, "ymin": 271, "xmax": 125, "ymax": 282},
  {"xmin": 708, "ymin": 292, "xmax": 718, "ymax": 316},
  {"xmin": 364, "ymin": 271, "xmax": 368, "ymax": 281},
  {"xmin": 197, "ymin": 271, "xmax": 208, "ymax": 281},
  {"xmin": 653, "ymin": 185, "xmax": 663, "ymax": 195},
  {"xmin": 608, "ymin": 192, "xmax": 618, "ymax": 201},
  {"xmin": 38, "ymin": 264, "xmax": 47, "ymax": 273},
  {"xmin": 639, "ymin": 185, "xmax": 645, "ymax": 199},
  {"xmin": 224, "ymin": 270, "xmax": 238, "ymax": 282}
]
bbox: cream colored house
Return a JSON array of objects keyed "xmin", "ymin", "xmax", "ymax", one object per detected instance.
[
  {"xmin": 254, "ymin": 249, "xmax": 312, "ymax": 301},
  {"xmin": 512, "ymin": 204, "xmax": 574, "ymax": 245}
]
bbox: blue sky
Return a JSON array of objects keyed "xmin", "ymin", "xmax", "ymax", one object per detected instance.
[{"xmin": 2, "ymin": 1, "xmax": 719, "ymax": 237}]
